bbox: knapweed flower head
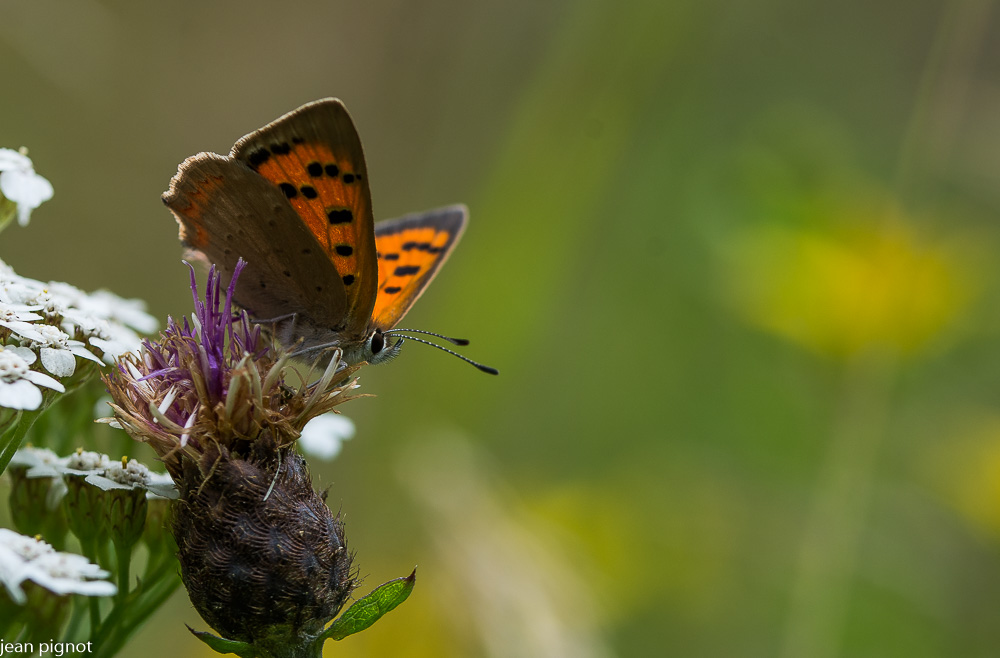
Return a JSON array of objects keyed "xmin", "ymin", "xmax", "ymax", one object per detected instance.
[
  {"xmin": 104, "ymin": 260, "xmax": 362, "ymax": 655},
  {"xmin": 104, "ymin": 260, "xmax": 361, "ymax": 472},
  {"xmin": 0, "ymin": 147, "xmax": 53, "ymax": 230}
]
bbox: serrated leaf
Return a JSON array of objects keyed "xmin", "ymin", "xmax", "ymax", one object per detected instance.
[
  {"xmin": 188, "ymin": 626, "xmax": 256, "ymax": 657},
  {"xmin": 324, "ymin": 569, "xmax": 417, "ymax": 641}
]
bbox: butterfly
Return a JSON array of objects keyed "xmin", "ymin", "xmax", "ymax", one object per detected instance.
[{"xmin": 162, "ymin": 98, "xmax": 496, "ymax": 374}]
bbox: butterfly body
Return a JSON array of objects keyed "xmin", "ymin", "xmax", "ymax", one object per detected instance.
[{"xmin": 163, "ymin": 99, "xmax": 469, "ymax": 368}]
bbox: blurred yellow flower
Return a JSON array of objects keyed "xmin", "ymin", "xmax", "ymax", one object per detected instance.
[
  {"xmin": 727, "ymin": 210, "xmax": 975, "ymax": 358},
  {"xmin": 930, "ymin": 417, "xmax": 1000, "ymax": 540}
]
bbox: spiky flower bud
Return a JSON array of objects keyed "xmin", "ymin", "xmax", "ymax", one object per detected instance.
[{"xmin": 103, "ymin": 261, "xmax": 360, "ymax": 656}]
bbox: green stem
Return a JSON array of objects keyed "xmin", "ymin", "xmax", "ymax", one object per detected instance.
[
  {"xmin": 5, "ymin": 620, "xmax": 26, "ymax": 643},
  {"xmin": 61, "ymin": 596, "xmax": 87, "ymax": 643},
  {"xmin": 88, "ymin": 595, "xmax": 101, "ymax": 638},
  {"xmin": 780, "ymin": 353, "xmax": 894, "ymax": 658},
  {"xmin": 97, "ymin": 538, "xmax": 113, "ymax": 572},
  {"xmin": 78, "ymin": 537, "xmax": 103, "ymax": 637},
  {"xmin": 115, "ymin": 542, "xmax": 131, "ymax": 607},
  {"xmin": 0, "ymin": 407, "xmax": 42, "ymax": 476},
  {"xmin": 93, "ymin": 565, "xmax": 181, "ymax": 658}
]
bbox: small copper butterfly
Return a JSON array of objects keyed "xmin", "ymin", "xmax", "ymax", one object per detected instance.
[{"xmin": 163, "ymin": 98, "xmax": 496, "ymax": 374}]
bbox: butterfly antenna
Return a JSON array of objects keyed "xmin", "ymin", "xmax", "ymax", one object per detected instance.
[
  {"xmin": 385, "ymin": 328, "xmax": 470, "ymax": 346},
  {"xmin": 391, "ymin": 334, "xmax": 498, "ymax": 375}
]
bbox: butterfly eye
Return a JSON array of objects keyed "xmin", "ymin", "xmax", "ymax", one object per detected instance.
[{"xmin": 370, "ymin": 330, "xmax": 385, "ymax": 355}]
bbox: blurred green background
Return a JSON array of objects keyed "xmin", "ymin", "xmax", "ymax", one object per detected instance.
[{"xmin": 5, "ymin": 0, "xmax": 1000, "ymax": 656}]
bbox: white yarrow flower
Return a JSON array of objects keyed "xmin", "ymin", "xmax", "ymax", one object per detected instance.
[
  {"xmin": 8, "ymin": 446, "xmax": 72, "ymax": 509},
  {"xmin": 25, "ymin": 324, "xmax": 103, "ymax": 377},
  {"xmin": 8, "ymin": 448, "xmax": 113, "ymax": 511},
  {"xmin": 0, "ymin": 540, "xmax": 33, "ymax": 604},
  {"xmin": 0, "ymin": 528, "xmax": 55, "ymax": 562},
  {"xmin": 85, "ymin": 457, "xmax": 178, "ymax": 499},
  {"xmin": 64, "ymin": 449, "xmax": 111, "ymax": 474},
  {"xmin": 0, "ymin": 295, "xmax": 46, "ymax": 342},
  {"xmin": 0, "ymin": 345, "xmax": 65, "ymax": 410},
  {"xmin": 0, "ymin": 148, "xmax": 53, "ymax": 226},
  {"xmin": 0, "ymin": 258, "xmax": 155, "ymax": 362},
  {"xmin": 77, "ymin": 289, "xmax": 158, "ymax": 334},
  {"xmin": 0, "ymin": 298, "xmax": 43, "ymax": 323},
  {"xmin": 85, "ymin": 319, "xmax": 144, "ymax": 361},
  {"xmin": 145, "ymin": 470, "xmax": 178, "ymax": 500},
  {"xmin": 0, "ymin": 528, "xmax": 115, "ymax": 603},
  {"xmin": 25, "ymin": 551, "xmax": 117, "ymax": 598},
  {"xmin": 298, "ymin": 412, "xmax": 355, "ymax": 461}
]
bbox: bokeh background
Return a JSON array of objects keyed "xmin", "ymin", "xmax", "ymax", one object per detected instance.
[{"xmin": 4, "ymin": 1, "xmax": 1000, "ymax": 656}]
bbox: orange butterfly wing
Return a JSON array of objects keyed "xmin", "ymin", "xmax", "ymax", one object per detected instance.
[
  {"xmin": 166, "ymin": 99, "xmax": 470, "ymax": 362},
  {"xmin": 372, "ymin": 205, "xmax": 467, "ymax": 331},
  {"xmin": 164, "ymin": 154, "xmax": 350, "ymax": 330},
  {"xmin": 230, "ymin": 98, "xmax": 378, "ymax": 338}
]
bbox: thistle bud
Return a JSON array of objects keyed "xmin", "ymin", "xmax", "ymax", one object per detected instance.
[
  {"xmin": 173, "ymin": 438, "xmax": 353, "ymax": 646},
  {"xmin": 104, "ymin": 262, "xmax": 360, "ymax": 654}
]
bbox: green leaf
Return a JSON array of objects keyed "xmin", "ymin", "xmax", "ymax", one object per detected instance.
[
  {"xmin": 188, "ymin": 627, "xmax": 257, "ymax": 657},
  {"xmin": 324, "ymin": 568, "xmax": 417, "ymax": 641}
]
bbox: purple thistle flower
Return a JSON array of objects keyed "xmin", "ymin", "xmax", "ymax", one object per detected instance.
[
  {"xmin": 106, "ymin": 259, "xmax": 359, "ymax": 463},
  {"xmin": 103, "ymin": 260, "xmax": 362, "ymax": 652}
]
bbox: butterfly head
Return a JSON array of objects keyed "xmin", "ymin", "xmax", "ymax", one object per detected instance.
[
  {"xmin": 289, "ymin": 327, "xmax": 403, "ymax": 368},
  {"xmin": 355, "ymin": 327, "xmax": 404, "ymax": 366}
]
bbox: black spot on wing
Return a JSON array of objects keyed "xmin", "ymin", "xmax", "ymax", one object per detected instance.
[
  {"xmin": 327, "ymin": 208, "xmax": 353, "ymax": 224},
  {"xmin": 248, "ymin": 149, "xmax": 270, "ymax": 168}
]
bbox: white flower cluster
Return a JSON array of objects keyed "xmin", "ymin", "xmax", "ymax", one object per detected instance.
[
  {"xmin": 9, "ymin": 446, "xmax": 177, "ymax": 502},
  {"xmin": 0, "ymin": 259, "xmax": 157, "ymax": 410},
  {"xmin": 85, "ymin": 454, "xmax": 177, "ymax": 499},
  {"xmin": 0, "ymin": 148, "xmax": 52, "ymax": 227},
  {"xmin": 0, "ymin": 528, "xmax": 116, "ymax": 604}
]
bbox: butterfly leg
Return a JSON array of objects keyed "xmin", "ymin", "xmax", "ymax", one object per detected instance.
[
  {"xmin": 250, "ymin": 312, "xmax": 299, "ymax": 325},
  {"xmin": 247, "ymin": 312, "xmax": 306, "ymax": 356}
]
